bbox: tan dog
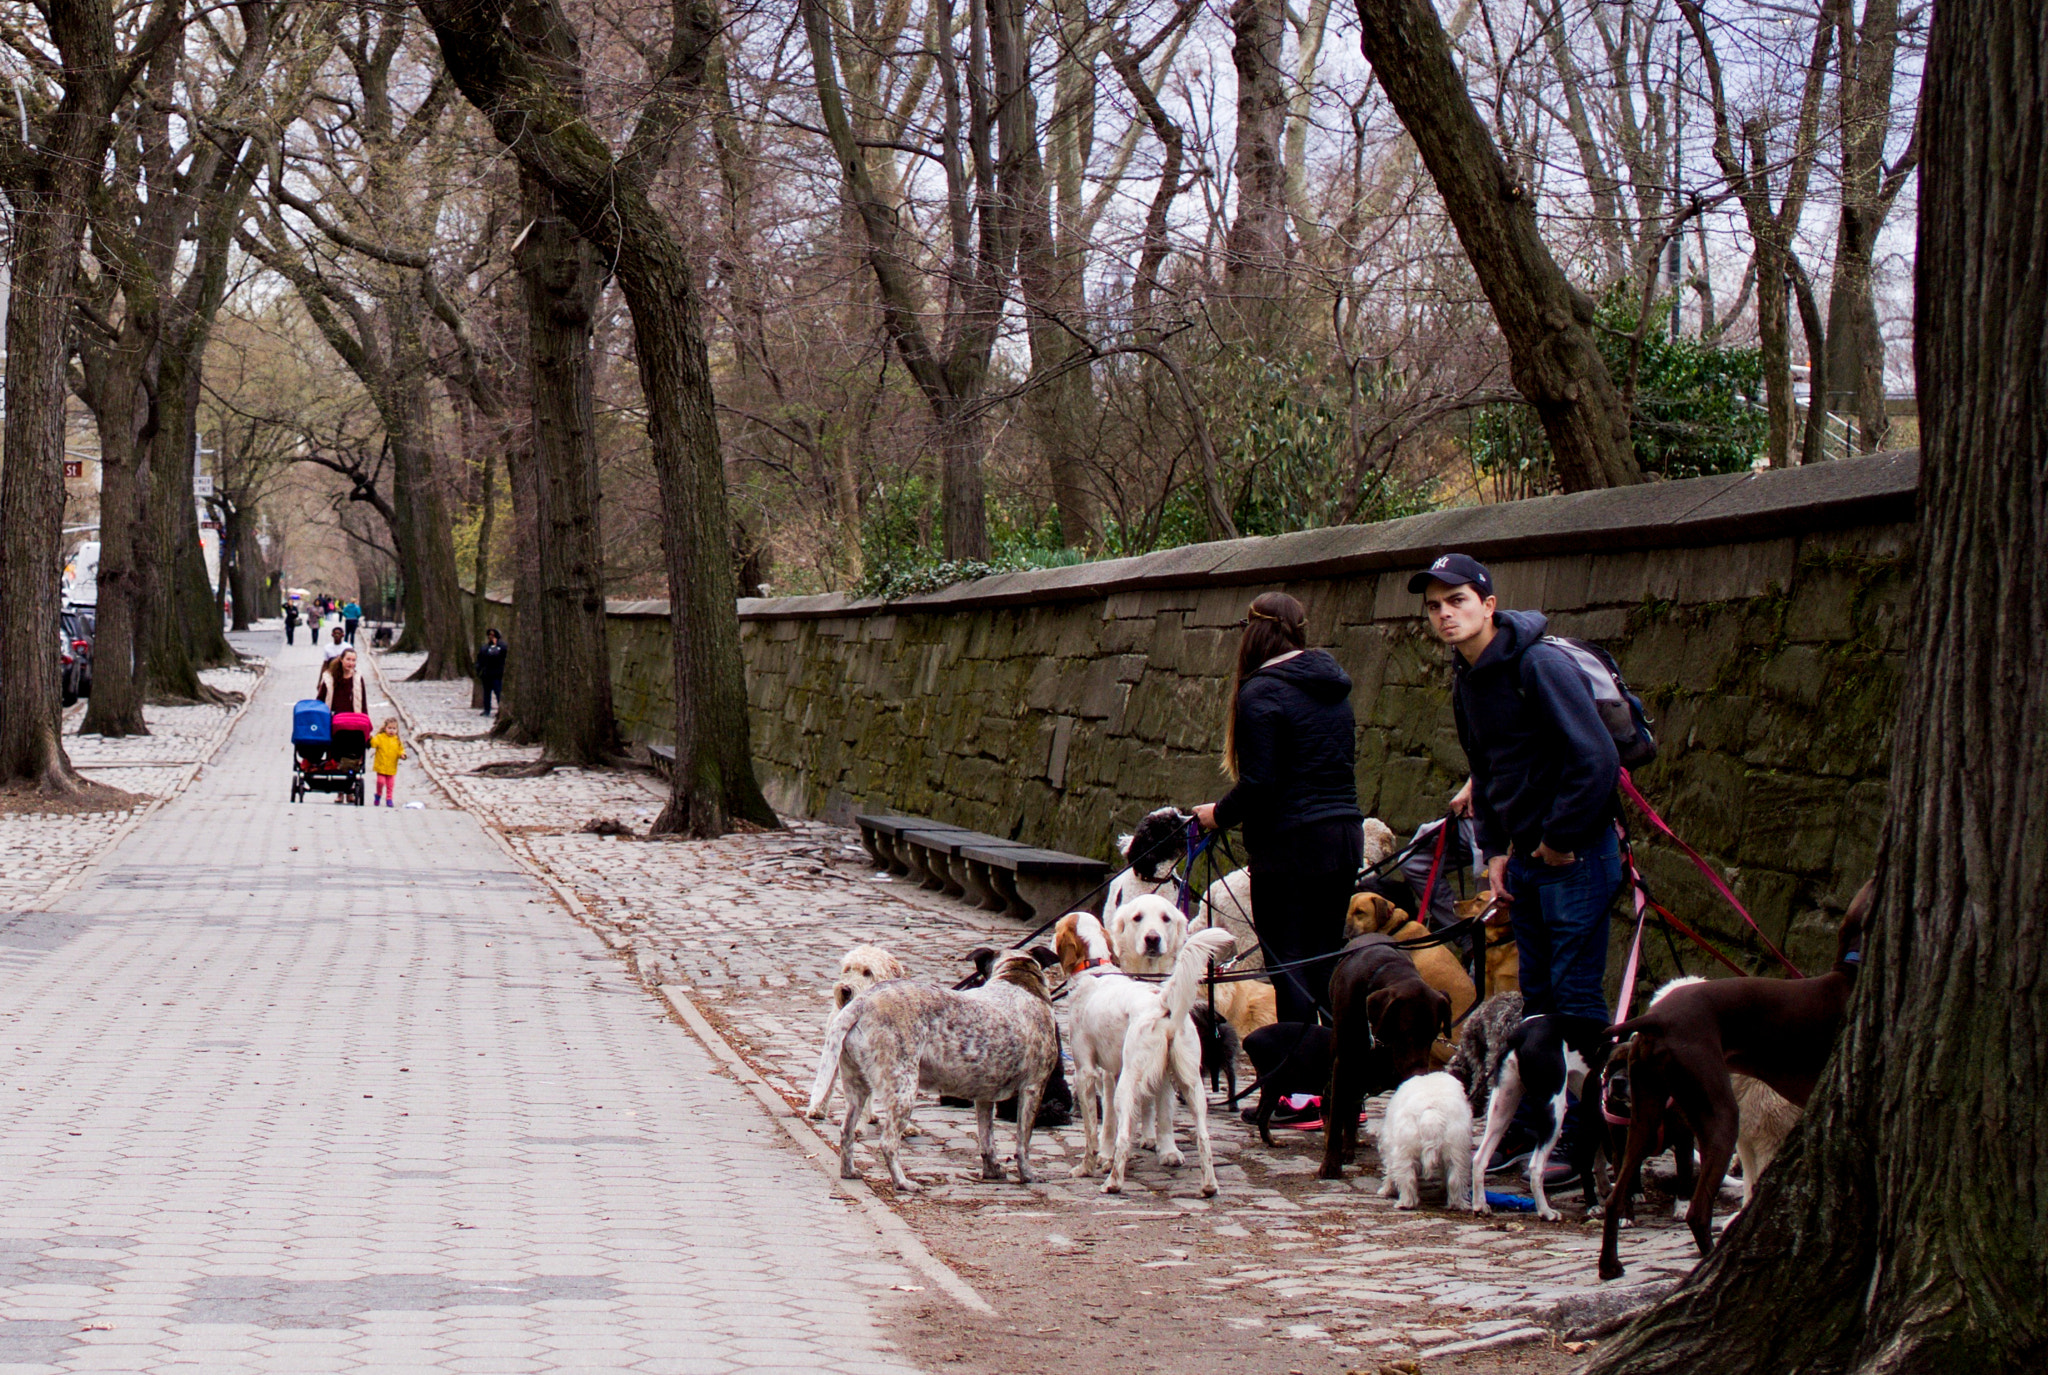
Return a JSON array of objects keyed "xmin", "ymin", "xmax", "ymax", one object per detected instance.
[
  {"xmin": 1208, "ymin": 979, "xmax": 1277, "ymax": 1041},
  {"xmin": 834, "ymin": 943, "xmax": 907, "ymax": 1008},
  {"xmin": 1458, "ymin": 893, "xmax": 1520, "ymax": 995},
  {"xmin": 1346, "ymin": 892, "xmax": 1475, "ymax": 1066}
]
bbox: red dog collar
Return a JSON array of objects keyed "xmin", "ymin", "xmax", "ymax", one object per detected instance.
[{"xmin": 1077, "ymin": 956, "xmax": 1118, "ymax": 973}]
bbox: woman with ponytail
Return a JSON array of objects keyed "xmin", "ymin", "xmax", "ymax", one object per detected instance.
[{"xmin": 1193, "ymin": 592, "xmax": 1364, "ymax": 1023}]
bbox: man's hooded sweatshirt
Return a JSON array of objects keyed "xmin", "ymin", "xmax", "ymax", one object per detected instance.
[
  {"xmin": 1213, "ymin": 649, "xmax": 1363, "ymax": 860},
  {"xmin": 1453, "ymin": 610, "xmax": 1618, "ymax": 862}
]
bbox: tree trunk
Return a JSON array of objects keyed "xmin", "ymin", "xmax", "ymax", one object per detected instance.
[
  {"xmin": 1588, "ymin": 4, "xmax": 2048, "ymax": 1369},
  {"xmin": 0, "ymin": 185, "xmax": 93, "ymax": 787},
  {"xmin": 936, "ymin": 399, "xmax": 992, "ymax": 563},
  {"xmin": 490, "ymin": 426, "xmax": 543, "ymax": 740},
  {"xmin": 1350, "ymin": 0, "xmax": 1642, "ymax": 491},
  {"xmin": 1227, "ymin": 0, "xmax": 1290, "ymax": 318},
  {"xmin": 387, "ymin": 350, "xmax": 472, "ymax": 681},
  {"xmin": 225, "ymin": 503, "xmax": 256, "ymax": 633},
  {"xmin": 78, "ymin": 349, "xmax": 152, "ymax": 737},
  {"xmin": 991, "ymin": 0, "xmax": 1096, "ymax": 549},
  {"xmin": 516, "ymin": 170, "xmax": 619, "ymax": 764},
  {"xmin": 1825, "ymin": 0, "xmax": 1909, "ymax": 453}
]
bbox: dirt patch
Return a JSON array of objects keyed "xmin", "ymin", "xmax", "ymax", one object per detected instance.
[
  {"xmin": 882, "ymin": 1211, "xmax": 1598, "ymax": 1374},
  {"xmin": 0, "ymin": 778, "xmax": 148, "ymax": 816}
]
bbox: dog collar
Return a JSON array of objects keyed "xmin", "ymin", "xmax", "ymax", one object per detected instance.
[{"xmin": 1078, "ymin": 956, "xmax": 1118, "ymax": 973}]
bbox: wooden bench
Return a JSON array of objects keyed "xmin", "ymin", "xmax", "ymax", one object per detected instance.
[{"xmin": 857, "ymin": 813, "xmax": 1110, "ymax": 923}]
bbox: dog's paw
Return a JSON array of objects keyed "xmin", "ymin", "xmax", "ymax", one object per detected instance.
[
  {"xmin": 1394, "ymin": 1198, "xmax": 1416, "ymax": 1211},
  {"xmin": 1472, "ymin": 1199, "xmax": 1491, "ymax": 1215},
  {"xmin": 1598, "ymin": 1257, "xmax": 1627, "ymax": 1282},
  {"xmin": 1535, "ymin": 1205, "xmax": 1560, "ymax": 1222},
  {"xmin": 1100, "ymin": 1178, "xmax": 1123, "ymax": 1195},
  {"xmin": 804, "ymin": 1104, "xmax": 826, "ymax": 1121},
  {"xmin": 1377, "ymin": 1179, "xmax": 1397, "ymax": 1199},
  {"xmin": 1199, "ymin": 1180, "xmax": 1218, "ymax": 1199},
  {"xmin": 891, "ymin": 1176, "xmax": 923, "ymax": 1194},
  {"xmin": 1315, "ymin": 1163, "xmax": 1345, "ymax": 1181},
  {"xmin": 1069, "ymin": 1160, "xmax": 1097, "ymax": 1178},
  {"xmin": 1156, "ymin": 1147, "xmax": 1185, "ymax": 1169}
]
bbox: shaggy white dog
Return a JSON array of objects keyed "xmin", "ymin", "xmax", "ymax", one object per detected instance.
[{"xmin": 1375, "ymin": 1070, "xmax": 1473, "ymax": 1210}]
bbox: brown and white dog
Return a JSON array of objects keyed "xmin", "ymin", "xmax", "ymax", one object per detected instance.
[
  {"xmin": 1345, "ymin": 892, "xmax": 1476, "ymax": 1066},
  {"xmin": 807, "ymin": 950, "xmax": 1058, "ymax": 1193}
]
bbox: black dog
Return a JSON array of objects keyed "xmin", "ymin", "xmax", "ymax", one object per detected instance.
[
  {"xmin": 945, "ymin": 946, "xmax": 1074, "ymax": 1127},
  {"xmin": 1243, "ymin": 1022, "xmax": 1334, "ymax": 1145},
  {"xmin": 1320, "ymin": 934, "xmax": 1450, "ymax": 1179},
  {"xmin": 1189, "ymin": 1002, "xmax": 1242, "ymax": 1101}
]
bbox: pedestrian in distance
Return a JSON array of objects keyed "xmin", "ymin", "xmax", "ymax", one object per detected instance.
[
  {"xmin": 1192, "ymin": 591, "xmax": 1365, "ymax": 1027},
  {"xmin": 322, "ymin": 623, "xmax": 349, "ymax": 665},
  {"xmin": 1411, "ymin": 552, "xmax": 1621, "ymax": 1174},
  {"xmin": 475, "ymin": 628, "xmax": 507, "ymax": 717},
  {"xmin": 283, "ymin": 601, "xmax": 299, "ymax": 646},
  {"xmin": 342, "ymin": 599, "xmax": 362, "ymax": 645},
  {"xmin": 368, "ymin": 717, "xmax": 408, "ymax": 807}
]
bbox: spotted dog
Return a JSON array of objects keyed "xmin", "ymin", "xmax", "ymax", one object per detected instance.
[
  {"xmin": 814, "ymin": 944, "xmax": 911, "ymax": 1132},
  {"xmin": 806, "ymin": 950, "xmax": 1058, "ymax": 1193}
]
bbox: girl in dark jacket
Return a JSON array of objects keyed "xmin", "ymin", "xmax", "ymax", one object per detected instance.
[{"xmin": 1194, "ymin": 592, "xmax": 1363, "ymax": 1023}]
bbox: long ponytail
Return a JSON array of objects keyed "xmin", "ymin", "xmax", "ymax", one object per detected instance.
[{"xmin": 1221, "ymin": 591, "xmax": 1307, "ymax": 779}]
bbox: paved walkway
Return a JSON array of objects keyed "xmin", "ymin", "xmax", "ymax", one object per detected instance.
[{"xmin": 0, "ymin": 636, "xmax": 918, "ymax": 1374}]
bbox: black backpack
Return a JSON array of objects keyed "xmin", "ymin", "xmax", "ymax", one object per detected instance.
[{"xmin": 1523, "ymin": 636, "xmax": 1658, "ymax": 768}]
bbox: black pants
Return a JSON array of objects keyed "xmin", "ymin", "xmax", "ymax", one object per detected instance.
[
  {"xmin": 285, "ymin": 622, "xmax": 296, "ymax": 644},
  {"xmin": 344, "ymin": 617, "xmax": 360, "ymax": 644},
  {"xmin": 1247, "ymin": 818, "xmax": 1365, "ymax": 1024}
]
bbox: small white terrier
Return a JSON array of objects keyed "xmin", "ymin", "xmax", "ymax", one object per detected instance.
[{"xmin": 1374, "ymin": 1071, "xmax": 1473, "ymax": 1210}]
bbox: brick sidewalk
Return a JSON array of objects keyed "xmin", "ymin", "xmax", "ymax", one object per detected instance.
[
  {"xmin": 380, "ymin": 656, "xmax": 1708, "ymax": 1368},
  {"xmin": 0, "ymin": 634, "xmax": 921, "ymax": 1374},
  {"xmin": 0, "ymin": 651, "xmax": 262, "ymax": 910}
]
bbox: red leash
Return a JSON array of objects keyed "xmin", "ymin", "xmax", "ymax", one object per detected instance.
[
  {"xmin": 1617, "ymin": 768, "xmax": 1802, "ymax": 977},
  {"xmin": 1413, "ymin": 815, "xmax": 1452, "ymax": 922}
]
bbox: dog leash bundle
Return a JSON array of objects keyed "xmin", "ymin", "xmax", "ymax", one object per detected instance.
[
  {"xmin": 1617, "ymin": 768, "xmax": 1802, "ymax": 977},
  {"xmin": 1411, "ymin": 815, "xmax": 1454, "ymax": 921}
]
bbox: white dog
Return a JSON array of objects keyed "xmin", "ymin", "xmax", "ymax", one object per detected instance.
[
  {"xmin": 816, "ymin": 944, "xmax": 910, "ymax": 1132},
  {"xmin": 1374, "ymin": 1071, "xmax": 1473, "ymax": 1210},
  {"xmin": 1109, "ymin": 891, "xmax": 1188, "ymax": 974},
  {"xmin": 1055, "ymin": 910, "xmax": 1234, "ymax": 1197}
]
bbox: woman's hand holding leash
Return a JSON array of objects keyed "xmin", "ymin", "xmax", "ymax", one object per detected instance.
[{"xmin": 1193, "ymin": 803, "xmax": 1218, "ymax": 831}]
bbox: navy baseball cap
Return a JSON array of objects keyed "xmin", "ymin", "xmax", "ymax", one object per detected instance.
[{"xmin": 1407, "ymin": 552, "xmax": 1495, "ymax": 598}]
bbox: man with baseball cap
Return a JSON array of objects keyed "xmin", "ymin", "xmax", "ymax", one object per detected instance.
[{"xmin": 1411, "ymin": 552, "xmax": 1622, "ymax": 1178}]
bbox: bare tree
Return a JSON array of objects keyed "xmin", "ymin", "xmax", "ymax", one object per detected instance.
[
  {"xmin": 419, "ymin": 0, "xmax": 775, "ymax": 836},
  {"xmin": 1350, "ymin": 0, "xmax": 1643, "ymax": 490},
  {"xmin": 0, "ymin": 0, "xmax": 184, "ymax": 789}
]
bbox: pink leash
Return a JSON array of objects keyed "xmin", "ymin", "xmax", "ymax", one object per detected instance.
[{"xmin": 1616, "ymin": 767, "xmax": 1802, "ymax": 978}]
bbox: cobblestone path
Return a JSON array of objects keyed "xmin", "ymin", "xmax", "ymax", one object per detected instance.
[
  {"xmin": 382, "ymin": 659, "xmax": 1710, "ymax": 1371},
  {"xmin": 0, "ymin": 636, "xmax": 918, "ymax": 1374}
]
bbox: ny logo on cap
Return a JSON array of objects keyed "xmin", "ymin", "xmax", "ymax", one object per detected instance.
[{"xmin": 1431, "ymin": 555, "xmax": 1453, "ymax": 570}]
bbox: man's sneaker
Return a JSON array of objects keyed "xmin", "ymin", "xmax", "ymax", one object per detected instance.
[
  {"xmin": 1488, "ymin": 1145, "xmax": 1535, "ymax": 1174},
  {"xmin": 1542, "ymin": 1160, "xmax": 1581, "ymax": 1191},
  {"xmin": 1243, "ymin": 1094, "xmax": 1324, "ymax": 1129}
]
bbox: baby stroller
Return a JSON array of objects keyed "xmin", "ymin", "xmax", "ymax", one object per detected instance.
[{"xmin": 292, "ymin": 700, "xmax": 370, "ymax": 805}]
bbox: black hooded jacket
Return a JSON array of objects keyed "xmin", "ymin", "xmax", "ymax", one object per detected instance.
[
  {"xmin": 1212, "ymin": 649, "xmax": 1363, "ymax": 856},
  {"xmin": 1452, "ymin": 609, "xmax": 1619, "ymax": 861}
]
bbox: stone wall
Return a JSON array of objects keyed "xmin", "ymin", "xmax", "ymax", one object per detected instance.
[{"xmin": 518, "ymin": 451, "xmax": 1917, "ymax": 977}]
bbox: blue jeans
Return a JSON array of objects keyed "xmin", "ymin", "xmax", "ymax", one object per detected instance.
[
  {"xmin": 481, "ymin": 681, "xmax": 501, "ymax": 714},
  {"xmin": 1506, "ymin": 828, "xmax": 1622, "ymax": 1023}
]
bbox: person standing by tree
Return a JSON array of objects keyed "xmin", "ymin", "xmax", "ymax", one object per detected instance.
[
  {"xmin": 475, "ymin": 628, "xmax": 507, "ymax": 718},
  {"xmin": 1415, "ymin": 553, "xmax": 1621, "ymax": 1176},
  {"xmin": 283, "ymin": 600, "xmax": 299, "ymax": 646},
  {"xmin": 1192, "ymin": 592, "xmax": 1365, "ymax": 1026}
]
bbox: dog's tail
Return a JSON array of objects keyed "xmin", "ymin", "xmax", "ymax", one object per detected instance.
[
  {"xmin": 805, "ymin": 1000, "xmax": 860, "ymax": 1119},
  {"xmin": 1121, "ymin": 928, "xmax": 1236, "ymax": 1103}
]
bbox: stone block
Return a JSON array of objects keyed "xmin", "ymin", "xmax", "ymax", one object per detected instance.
[
  {"xmin": 1373, "ymin": 570, "xmax": 1423, "ymax": 622},
  {"xmin": 1589, "ymin": 550, "xmax": 1652, "ymax": 606},
  {"xmin": 1783, "ymin": 569, "xmax": 1859, "ymax": 642},
  {"xmin": 1736, "ymin": 771, "xmax": 1840, "ymax": 874},
  {"xmin": 1189, "ymin": 585, "xmax": 1251, "ymax": 628},
  {"xmin": 1044, "ymin": 715, "xmax": 1074, "ymax": 789},
  {"xmin": 1542, "ymin": 607, "xmax": 1631, "ymax": 643},
  {"xmin": 1023, "ymin": 657, "xmax": 1068, "ymax": 712},
  {"xmin": 1674, "ymin": 538, "xmax": 1797, "ymax": 605},
  {"xmin": 1543, "ymin": 554, "xmax": 1596, "ymax": 611},
  {"xmin": 1826, "ymin": 780, "xmax": 1887, "ymax": 903},
  {"xmin": 1761, "ymin": 645, "xmax": 1827, "ymax": 708},
  {"xmin": 1486, "ymin": 558, "xmax": 1550, "ymax": 610},
  {"xmin": 1678, "ymin": 616, "xmax": 1743, "ymax": 692},
  {"xmin": 1097, "ymin": 615, "xmax": 1153, "ymax": 655},
  {"xmin": 1072, "ymin": 660, "xmax": 1136, "ymax": 720}
]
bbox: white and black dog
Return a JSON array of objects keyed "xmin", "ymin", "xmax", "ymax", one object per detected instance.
[
  {"xmin": 1106, "ymin": 806, "xmax": 1194, "ymax": 913},
  {"xmin": 1469, "ymin": 1014, "xmax": 1609, "ymax": 1221}
]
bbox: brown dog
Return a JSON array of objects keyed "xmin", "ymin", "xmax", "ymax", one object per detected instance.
[
  {"xmin": 1457, "ymin": 892, "xmax": 1521, "ymax": 995},
  {"xmin": 1346, "ymin": 892, "xmax": 1475, "ymax": 1066},
  {"xmin": 1597, "ymin": 882, "xmax": 1873, "ymax": 1280},
  {"xmin": 1318, "ymin": 934, "xmax": 1450, "ymax": 1180}
]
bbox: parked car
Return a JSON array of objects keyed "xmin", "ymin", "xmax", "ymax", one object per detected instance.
[{"xmin": 60, "ymin": 608, "xmax": 93, "ymax": 706}]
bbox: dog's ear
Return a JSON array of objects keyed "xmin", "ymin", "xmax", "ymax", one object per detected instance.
[
  {"xmin": 968, "ymin": 946, "xmax": 997, "ymax": 972},
  {"xmin": 1434, "ymin": 987, "xmax": 1453, "ymax": 1039},
  {"xmin": 1117, "ymin": 832, "xmax": 1135, "ymax": 860},
  {"xmin": 1026, "ymin": 944, "xmax": 1059, "ymax": 969},
  {"xmin": 1366, "ymin": 986, "xmax": 1397, "ymax": 1027}
]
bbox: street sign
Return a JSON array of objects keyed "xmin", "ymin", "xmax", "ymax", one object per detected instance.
[
  {"xmin": 194, "ymin": 475, "xmax": 214, "ymax": 497},
  {"xmin": 63, "ymin": 460, "xmax": 82, "ymax": 480}
]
